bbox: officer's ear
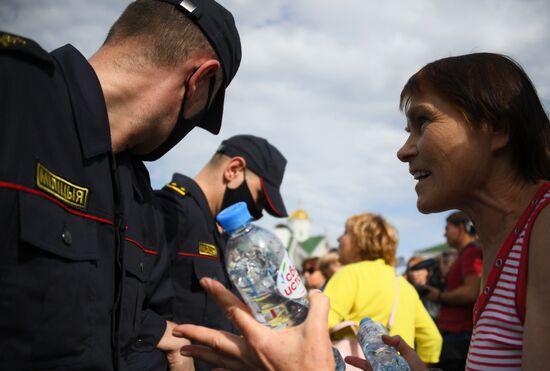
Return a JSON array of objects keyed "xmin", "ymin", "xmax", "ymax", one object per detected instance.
[
  {"xmin": 223, "ymin": 156, "xmax": 246, "ymax": 187},
  {"xmin": 185, "ymin": 59, "xmax": 221, "ymax": 100}
]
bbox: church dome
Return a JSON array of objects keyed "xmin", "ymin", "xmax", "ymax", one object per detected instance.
[{"xmin": 289, "ymin": 209, "xmax": 309, "ymax": 220}]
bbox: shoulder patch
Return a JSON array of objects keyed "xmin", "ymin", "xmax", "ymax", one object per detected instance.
[
  {"xmin": 198, "ymin": 242, "xmax": 218, "ymax": 258},
  {"xmin": 36, "ymin": 162, "xmax": 89, "ymax": 210},
  {"xmin": 163, "ymin": 182, "xmax": 187, "ymax": 197},
  {"xmin": 0, "ymin": 31, "xmax": 54, "ymax": 69}
]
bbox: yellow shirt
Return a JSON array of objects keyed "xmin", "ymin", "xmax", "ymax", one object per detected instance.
[{"xmin": 324, "ymin": 259, "xmax": 442, "ymax": 364}]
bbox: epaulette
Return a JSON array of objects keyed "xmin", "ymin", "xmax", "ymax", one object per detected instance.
[
  {"xmin": 163, "ymin": 182, "xmax": 188, "ymax": 197},
  {"xmin": 0, "ymin": 31, "xmax": 54, "ymax": 70}
]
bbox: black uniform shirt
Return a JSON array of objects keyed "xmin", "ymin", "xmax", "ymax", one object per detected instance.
[
  {"xmin": 154, "ymin": 173, "xmax": 236, "ymax": 370},
  {"xmin": 0, "ymin": 33, "xmax": 167, "ymax": 370},
  {"xmin": 156, "ymin": 174, "xmax": 233, "ymax": 328}
]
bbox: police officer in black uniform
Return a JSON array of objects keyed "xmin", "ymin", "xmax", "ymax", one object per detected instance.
[
  {"xmin": 0, "ymin": 0, "xmax": 241, "ymax": 369},
  {"xmin": 151, "ymin": 135, "xmax": 288, "ymax": 370}
]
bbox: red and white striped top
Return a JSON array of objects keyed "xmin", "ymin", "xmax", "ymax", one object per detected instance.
[{"xmin": 466, "ymin": 182, "xmax": 550, "ymax": 370}]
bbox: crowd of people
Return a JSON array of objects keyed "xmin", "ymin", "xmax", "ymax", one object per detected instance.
[
  {"xmin": 1, "ymin": 0, "xmax": 549, "ymax": 370},
  {"xmin": 298, "ymin": 211, "xmax": 480, "ymax": 370}
]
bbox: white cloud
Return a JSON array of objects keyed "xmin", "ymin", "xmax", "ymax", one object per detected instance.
[{"xmin": 4, "ymin": 0, "xmax": 549, "ymax": 260}]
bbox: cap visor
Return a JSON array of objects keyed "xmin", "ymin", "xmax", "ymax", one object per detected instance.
[
  {"xmin": 198, "ymin": 87, "xmax": 225, "ymax": 135},
  {"xmin": 261, "ymin": 179, "xmax": 288, "ymax": 217}
]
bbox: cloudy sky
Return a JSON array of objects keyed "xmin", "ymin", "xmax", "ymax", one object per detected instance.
[{"xmin": 3, "ymin": 0, "xmax": 549, "ymax": 261}]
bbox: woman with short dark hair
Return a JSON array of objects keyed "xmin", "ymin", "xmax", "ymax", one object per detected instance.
[{"xmin": 397, "ymin": 52, "xmax": 550, "ymax": 370}]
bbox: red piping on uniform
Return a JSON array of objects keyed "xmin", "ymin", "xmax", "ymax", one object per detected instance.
[
  {"xmin": 0, "ymin": 180, "xmax": 113, "ymax": 225},
  {"xmin": 177, "ymin": 252, "xmax": 219, "ymax": 261},
  {"xmin": 2, "ymin": 180, "xmax": 158, "ymax": 256},
  {"xmin": 259, "ymin": 177, "xmax": 283, "ymax": 216},
  {"xmin": 125, "ymin": 237, "xmax": 159, "ymax": 255}
]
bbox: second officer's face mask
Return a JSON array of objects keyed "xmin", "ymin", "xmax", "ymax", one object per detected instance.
[{"xmin": 220, "ymin": 176, "xmax": 263, "ymax": 220}]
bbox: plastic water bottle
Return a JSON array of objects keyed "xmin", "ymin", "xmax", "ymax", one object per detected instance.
[
  {"xmin": 356, "ymin": 318, "xmax": 410, "ymax": 371},
  {"xmin": 217, "ymin": 202, "xmax": 346, "ymax": 370},
  {"xmin": 332, "ymin": 345, "xmax": 346, "ymax": 371}
]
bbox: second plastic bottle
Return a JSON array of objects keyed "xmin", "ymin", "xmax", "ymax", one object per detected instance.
[{"xmin": 356, "ymin": 317, "xmax": 410, "ymax": 371}]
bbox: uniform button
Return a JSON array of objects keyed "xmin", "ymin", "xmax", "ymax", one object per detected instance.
[
  {"xmin": 62, "ymin": 230, "xmax": 72, "ymax": 245},
  {"xmin": 495, "ymin": 258, "xmax": 503, "ymax": 268},
  {"xmin": 139, "ymin": 262, "xmax": 144, "ymax": 273},
  {"xmin": 136, "ymin": 338, "xmax": 143, "ymax": 346},
  {"xmin": 484, "ymin": 286, "xmax": 490, "ymax": 295}
]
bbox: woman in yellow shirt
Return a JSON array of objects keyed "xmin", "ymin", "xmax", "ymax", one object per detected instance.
[{"xmin": 324, "ymin": 213, "xmax": 442, "ymax": 365}]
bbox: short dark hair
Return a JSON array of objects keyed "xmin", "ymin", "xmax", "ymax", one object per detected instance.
[
  {"xmin": 104, "ymin": 0, "xmax": 215, "ymax": 66},
  {"xmin": 446, "ymin": 211, "xmax": 475, "ymax": 236},
  {"xmin": 301, "ymin": 257, "xmax": 320, "ymax": 272},
  {"xmin": 400, "ymin": 53, "xmax": 550, "ymax": 182}
]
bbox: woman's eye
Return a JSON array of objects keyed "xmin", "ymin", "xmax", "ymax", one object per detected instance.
[{"xmin": 416, "ymin": 115, "xmax": 430, "ymax": 131}]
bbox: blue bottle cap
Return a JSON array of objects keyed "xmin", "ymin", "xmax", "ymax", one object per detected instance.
[
  {"xmin": 216, "ymin": 202, "xmax": 252, "ymax": 234},
  {"xmin": 359, "ymin": 317, "xmax": 372, "ymax": 326}
]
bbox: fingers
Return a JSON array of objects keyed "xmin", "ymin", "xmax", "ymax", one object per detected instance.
[
  {"xmin": 344, "ymin": 356, "xmax": 373, "ymax": 371},
  {"xmin": 223, "ymin": 301, "xmax": 267, "ymax": 342},
  {"xmin": 180, "ymin": 344, "xmax": 246, "ymax": 371},
  {"xmin": 173, "ymin": 324, "xmax": 249, "ymax": 360},
  {"xmin": 382, "ymin": 334, "xmax": 412, "ymax": 355},
  {"xmin": 382, "ymin": 335, "xmax": 428, "ymax": 371},
  {"xmin": 200, "ymin": 278, "xmax": 251, "ymax": 315},
  {"xmin": 199, "ymin": 277, "xmax": 265, "ymax": 344}
]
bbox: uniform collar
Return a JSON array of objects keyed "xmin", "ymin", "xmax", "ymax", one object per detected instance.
[
  {"xmin": 51, "ymin": 44, "xmax": 111, "ymax": 159},
  {"xmin": 171, "ymin": 173, "xmax": 215, "ymax": 232}
]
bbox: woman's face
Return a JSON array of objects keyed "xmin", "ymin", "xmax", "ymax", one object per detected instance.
[
  {"xmin": 396, "ymin": 88, "xmax": 495, "ymax": 213},
  {"xmin": 302, "ymin": 265, "xmax": 325, "ymax": 290},
  {"xmin": 337, "ymin": 227, "xmax": 360, "ymax": 265}
]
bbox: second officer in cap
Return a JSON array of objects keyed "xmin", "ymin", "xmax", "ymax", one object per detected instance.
[{"xmin": 153, "ymin": 134, "xmax": 288, "ymax": 370}]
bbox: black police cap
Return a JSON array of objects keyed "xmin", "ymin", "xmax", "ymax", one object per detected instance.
[
  {"xmin": 217, "ymin": 135, "xmax": 288, "ymax": 217},
  {"xmin": 156, "ymin": 0, "xmax": 242, "ymax": 134}
]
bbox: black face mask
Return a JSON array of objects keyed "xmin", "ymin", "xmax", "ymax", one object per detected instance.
[
  {"xmin": 139, "ymin": 75, "xmax": 216, "ymax": 162},
  {"xmin": 220, "ymin": 177, "xmax": 263, "ymax": 220}
]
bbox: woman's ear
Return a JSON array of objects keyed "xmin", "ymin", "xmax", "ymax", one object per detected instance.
[{"xmin": 490, "ymin": 128, "xmax": 510, "ymax": 152}]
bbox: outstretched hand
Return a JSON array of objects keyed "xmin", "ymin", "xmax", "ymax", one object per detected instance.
[
  {"xmin": 344, "ymin": 334, "xmax": 428, "ymax": 371},
  {"xmin": 172, "ymin": 277, "xmax": 335, "ymax": 371}
]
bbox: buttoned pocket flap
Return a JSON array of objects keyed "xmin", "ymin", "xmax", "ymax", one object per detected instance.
[{"xmin": 19, "ymin": 191, "xmax": 102, "ymax": 261}]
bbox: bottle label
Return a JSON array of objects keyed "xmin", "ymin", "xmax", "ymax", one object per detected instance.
[{"xmin": 277, "ymin": 252, "xmax": 307, "ymax": 299}]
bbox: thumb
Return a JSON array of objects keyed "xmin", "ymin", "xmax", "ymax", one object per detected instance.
[{"xmin": 226, "ymin": 303, "xmax": 267, "ymax": 341}]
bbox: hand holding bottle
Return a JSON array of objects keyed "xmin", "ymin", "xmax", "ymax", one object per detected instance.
[
  {"xmin": 346, "ymin": 335, "xmax": 428, "ymax": 371},
  {"xmin": 173, "ymin": 277, "xmax": 335, "ymax": 371}
]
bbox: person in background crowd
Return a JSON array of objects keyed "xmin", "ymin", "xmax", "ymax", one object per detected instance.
[
  {"xmin": 172, "ymin": 52, "xmax": 550, "ymax": 371},
  {"xmin": 405, "ymin": 255, "xmax": 441, "ymax": 321},
  {"xmin": 0, "ymin": 0, "xmax": 241, "ymax": 369},
  {"xmin": 319, "ymin": 250, "xmax": 342, "ymax": 290},
  {"xmin": 406, "ymin": 256, "xmax": 429, "ymax": 288},
  {"xmin": 324, "ymin": 213, "xmax": 442, "ymax": 366},
  {"xmin": 302, "ymin": 257, "xmax": 326, "ymax": 291},
  {"xmin": 438, "ymin": 250, "xmax": 457, "ymax": 279},
  {"xmin": 139, "ymin": 134, "xmax": 288, "ymax": 370},
  {"xmin": 422, "ymin": 212, "xmax": 482, "ymax": 371}
]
